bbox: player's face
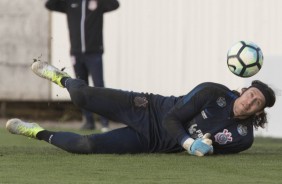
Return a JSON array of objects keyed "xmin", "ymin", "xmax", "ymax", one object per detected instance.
[{"xmin": 233, "ymin": 87, "xmax": 266, "ymax": 119}]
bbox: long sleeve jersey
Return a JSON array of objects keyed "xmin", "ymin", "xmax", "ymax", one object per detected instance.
[
  {"xmin": 159, "ymin": 82, "xmax": 254, "ymax": 154},
  {"xmin": 45, "ymin": 0, "xmax": 119, "ymax": 54}
]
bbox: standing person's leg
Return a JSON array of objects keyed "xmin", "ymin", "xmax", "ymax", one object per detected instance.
[
  {"xmin": 84, "ymin": 53, "xmax": 105, "ymax": 88},
  {"xmin": 71, "ymin": 55, "xmax": 89, "ymax": 83},
  {"xmin": 71, "ymin": 55, "xmax": 95, "ymax": 130},
  {"xmin": 84, "ymin": 53, "xmax": 109, "ymax": 131}
]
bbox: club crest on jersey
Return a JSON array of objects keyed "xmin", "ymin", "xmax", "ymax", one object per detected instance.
[
  {"xmin": 237, "ymin": 124, "xmax": 248, "ymax": 136},
  {"xmin": 216, "ymin": 97, "xmax": 226, "ymax": 107},
  {"xmin": 215, "ymin": 129, "xmax": 233, "ymax": 144},
  {"xmin": 134, "ymin": 96, "xmax": 148, "ymax": 108}
]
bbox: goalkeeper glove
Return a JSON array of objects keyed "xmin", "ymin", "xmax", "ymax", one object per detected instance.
[{"xmin": 183, "ymin": 133, "xmax": 213, "ymax": 156}]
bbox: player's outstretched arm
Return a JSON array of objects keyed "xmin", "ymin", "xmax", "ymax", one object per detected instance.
[{"xmin": 182, "ymin": 133, "xmax": 213, "ymax": 157}]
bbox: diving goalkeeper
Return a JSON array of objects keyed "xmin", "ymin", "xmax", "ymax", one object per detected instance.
[{"xmin": 6, "ymin": 61, "xmax": 276, "ymax": 156}]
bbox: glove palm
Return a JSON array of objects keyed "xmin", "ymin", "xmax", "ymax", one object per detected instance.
[{"xmin": 188, "ymin": 133, "xmax": 213, "ymax": 156}]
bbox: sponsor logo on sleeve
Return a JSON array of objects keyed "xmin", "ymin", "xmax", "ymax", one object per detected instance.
[
  {"xmin": 237, "ymin": 124, "xmax": 248, "ymax": 136},
  {"xmin": 201, "ymin": 110, "xmax": 208, "ymax": 119},
  {"xmin": 215, "ymin": 129, "xmax": 233, "ymax": 144},
  {"xmin": 216, "ymin": 97, "xmax": 226, "ymax": 107}
]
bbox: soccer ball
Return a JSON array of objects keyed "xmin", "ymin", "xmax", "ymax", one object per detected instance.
[{"xmin": 227, "ymin": 41, "xmax": 263, "ymax": 78}]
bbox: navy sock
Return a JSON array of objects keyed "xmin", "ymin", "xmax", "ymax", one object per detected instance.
[
  {"xmin": 60, "ymin": 77, "xmax": 71, "ymax": 88},
  {"xmin": 36, "ymin": 130, "xmax": 55, "ymax": 143}
]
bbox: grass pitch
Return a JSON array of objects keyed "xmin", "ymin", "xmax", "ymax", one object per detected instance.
[{"xmin": 0, "ymin": 127, "xmax": 282, "ymax": 184}]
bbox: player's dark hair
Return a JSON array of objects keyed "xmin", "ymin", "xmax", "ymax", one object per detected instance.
[
  {"xmin": 249, "ymin": 80, "xmax": 275, "ymax": 128},
  {"xmin": 250, "ymin": 80, "xmax": 276, "ymax": 108},
  {"xmin": 238, "ymin": 80, "xmax": 274, "ymax": 129},
  {"xmin": 238, "ymin": 110, "xmax": 267, "ymax": 129},
  {"xmin": 252, "ymin": 111, "xmax": 267, "ymax": 129}
]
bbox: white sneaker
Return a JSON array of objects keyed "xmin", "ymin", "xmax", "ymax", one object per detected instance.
[
  {"xmin": 31, "ymin": 61, "xmax": 70, "ymax": 87},
  {"xmin": 6, "ymin": 118, "xmax": 44, "ymax": 139}
]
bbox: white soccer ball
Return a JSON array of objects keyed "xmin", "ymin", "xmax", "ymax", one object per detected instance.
[{"xmin": 227, "ymin": 41, "xmax": 263, "ymax": 78}]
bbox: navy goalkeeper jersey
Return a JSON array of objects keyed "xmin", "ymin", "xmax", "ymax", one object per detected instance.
[{"xmin": 149, "ymin": 82, "xmax": 254, "ymax": 154}]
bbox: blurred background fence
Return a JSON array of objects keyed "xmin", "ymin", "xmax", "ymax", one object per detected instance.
[{"xmin": 0, "ymin": 0, "xmax": 281, "ymax": 136}]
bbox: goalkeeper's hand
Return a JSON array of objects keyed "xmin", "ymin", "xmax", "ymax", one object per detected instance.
[{"xmin": 183, "ymin": 133, "xmax": 213, "ymax": 156}]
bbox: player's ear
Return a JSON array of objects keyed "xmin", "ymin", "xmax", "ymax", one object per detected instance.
[
  {"xmin": 240, "ymin": 88, "xmax": 248, "ymax": 95},
  {"xmin": 255, "ymin": 109, "xmax": 264, "ymax": 116}
]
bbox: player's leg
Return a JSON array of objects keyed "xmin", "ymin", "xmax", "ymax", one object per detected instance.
[
  {"xmin": 65, "ymin": 79, "xmax": 150, "ymax": 133},
  {"xmin": 41, "ymin": 127, "xmax": 148, "ymax": 154},
  {"xmin": 6, "ymin": 119, "xmax": 148, "ymax": 154},
  {"xmin": 31, "ymin": 61, "xmax": 150, "ymax": 134}
]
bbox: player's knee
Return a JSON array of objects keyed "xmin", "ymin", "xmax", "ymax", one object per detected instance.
[
  {"xmin": 66, "ymin": 135, "xmax": 95, "ymax": 154},
  {"xmin": 69, "ymin": 87, "xmax": 88, "ymax": 108},
  {"xmin": 66, "ymin": 79, "xmax": 89, "ymax": 108}
]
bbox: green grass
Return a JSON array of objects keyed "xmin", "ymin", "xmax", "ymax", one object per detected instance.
[{"xmin": 0, "ymin": 127, "xmax": 282, "ymax": 184}]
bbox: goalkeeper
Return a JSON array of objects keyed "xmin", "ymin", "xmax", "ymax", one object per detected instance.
[{"xmin": 6, "ymin": 61, "xmax": 276, "ymax": 156}]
